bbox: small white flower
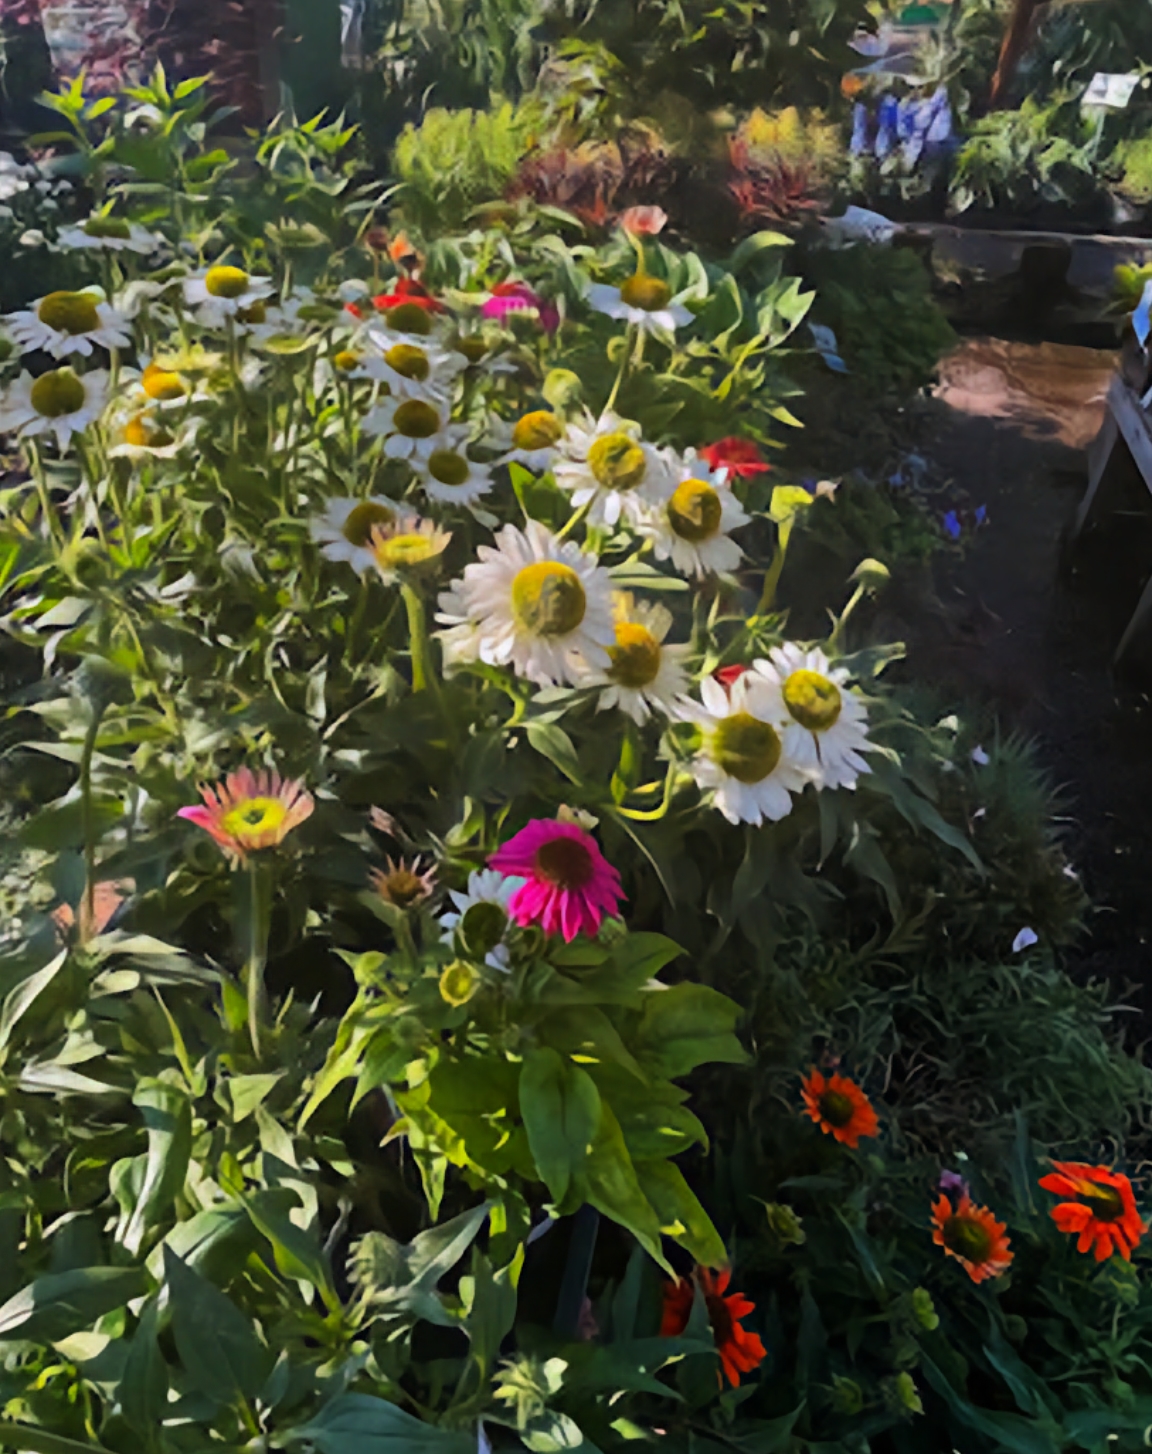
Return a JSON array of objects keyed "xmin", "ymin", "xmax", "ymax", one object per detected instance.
[
  {"xmin": 971, "ymin": 745, "xmax": 990, "ymax": 766},
  {"xmin": 183, "ymin": 265, "xmax": 274, "ymax": 322},
  {"xmin": 490, "ymin": 408, "xmax": 565, "ymax": 474},
  {"xmin": 0, "ymin": 154, "xmax": 29, "ymax": 203},
  {"xmin": 1012, "ymin": 927, "xmax": 1039, "ymax": 953},
  {"xmin": 414, "ymin": 435, "xmax": 494, "ymax": 509},
  {"xmin": 679, "ymin": 673, "xmax": 809, "ymax": 826},
  {"xmin": 436, "ymin": 520, "xmax": 615, "ymax": 688},
  {"xmin": 638, "ymin": 450, "xmax": 750, "ymax": 579},
  {"xmin": 439, "ymin": 869, "xmax": 526, "ymax": 970},
  {"xmin": 582, "ymin": 593, "xmax": 690, "ymax": 725},
  {"xmin": 5, "ymin": 290, "xmax": 131, "ymax": 359},
  {"xmin": 360, "ymin": 328, "xmax": 467, "ymax": 401},
  {"xmin": 0, "ymin": 368, "xmax": 108, "ymax": 451},
  {"xmin": 19, "ymin": 230, "xmax": 45, "ymax": 248},
  {"xmin": 57, "ymin": 216, "xmax": 164, "ymax": 254},
  {"xmin": 310, "ymin": 496, "xmax": 404, "ymax": 575},
  {"xmin": 748, "ymin": 644, "xmax": 874, "ymax": 791},
  {"xmin": 554, "ymin": 410, "xmax": 670, "ymax": 529},
  {"xmin": 362, "ymin": 393, "xmax": 455, "ymax": 465},
  {"xmin": 587, "ymin": 274, "xmax": 693, "ymax": 335}
]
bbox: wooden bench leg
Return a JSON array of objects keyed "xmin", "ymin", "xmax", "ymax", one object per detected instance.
[
  {"xmin": 1073, "ymin": 410, "xmax": 1119, "ymax": 540},
  {"xmin": 1115, "ymin": 569, "xmax": 1152, "ymax": 665}
]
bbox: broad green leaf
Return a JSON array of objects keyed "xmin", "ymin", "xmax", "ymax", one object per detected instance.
[
  {"xmin": 0, "ymin": 950, "xmax": 67, "ymax": 1058},
  {"xmin": 0, "ymin": 1266, "xmax": 147, "ymax": 1344},
  {"xmin": 519, "ymin": 1048, "xmax": 601, "ymax": 1203},
  {"xmin": 164, "ymin": 1247, "xmax": 271, "ymax": 1406},
  {"xmin": 244, "ymin": 1190, "xmax": 338, "ymax": 1312},
  {"xmin": 285, "ymin": 1394, "xmax": 475, "ymax": 1454},
  {"xmin": 634, "ymin": 983, "xmax": 747, "ymax": 1079},
  {"xmin": 634, "ymin": 1160, "xmax": 726, "ymax": 1269},
  {"xmin": 228, "ymin": 1072, "xmax": 284, "ymax": 1121},
  {"xmin": 120, "ymin": 1079, "xmax": 192, "ymax": 1256},
  {"xmin": 118, "ymin": 1301, "xmax": 168, "ymax": 1447},
  {"xmin": 526, "ymin": 722, "xmax": 582, "ymax": 784},
  {"xmin": 583, "ymin": 1106, "xmax": 669, "ymax": 1273},
  {"xmin": 145, "ymin": 1203, "xmax": 253, "ymax": 1283}
]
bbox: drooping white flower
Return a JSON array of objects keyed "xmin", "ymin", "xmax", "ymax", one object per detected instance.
[
  {"xmin": 435, "ymin": 520, "xmax": 614, "ymax": 688},
  {"xmin": 553, "ymin": 410, "xmax": 671, "ymax": 529},
  {"xmin": 638, "ymin": 450, "xmax": 750, "ymax": 579},
  {"xmin": 359, "ymin": 329, "xmax": 467, "ymax": 402},
  {"xmin": 747, "ymin": 644, "xmax": 874, "ymax": 791},
  {"xmin": 5, "ymin": 290, "xmax": 131, "ymax": 359},
  {"xmin": 587, "ymin": 274, "xmax": 693, "ymax": 335},
  {"xmin": 491, "ymin": 408, "xmax": 565, "ymax": 474},
  {"xmin": 679, "ymin": 673, "xmax": 809, "ymax": 826},
  {"xmin": 439, "ymin": 868, "xmax": 526, "ymax": 970},
  {"xmin": 183, "ymin": 265, "xmax": 274, "ymax": 323},
  {"xmin": 362, "ymin": 393, "xmax": 455, "ymax": 465},
  {"xmin": 309, "ymin": 496, "xmax": 403, "ymax": 575},
  {"xmin": 0, "ymin": 368, "xmax": 109, "ymax": 450},
  {"xmin": 57, "ymin": 216, "xmax": 164, "ymax": 254},
  {"xmin": 581, "ymin": 593, "xmax": 691, "ymax": 725}
]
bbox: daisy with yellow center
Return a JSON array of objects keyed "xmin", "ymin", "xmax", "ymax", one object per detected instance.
[
  {"xmin": 587, "ymin": 273, "xmax": 692, "ymax": 335},
  {"xmin": 435, "ymin": 520, "xmax": 615, "ymax": 688},
  {"xmin": 5, "ymin": 290, "xmax": 131, "ymax": 359},
  {"xmin": 639, "ymin": 450, "xmax": 750, "ymax": 580},
  {"xmin": 0, "ymin": 368, "xmax": 109, "ymax": 451},
  {"xmin": 178, "ymin": 766, "xmax": 314, "ymax": 865},
  {"xmin": 748, "ymin": 644, "xmax": 873, "ymax": 791},
  {"xmin": 361, "ymin": 329, "xmax": 467, "ymax": 402},
  {"xmin": 57, "ymin": 215, "xmax": 164, "ymax": 254},
  {"xmin": 554, "ymin": 410, "xmax": 671, "ymax": 529},
  {"xmin": 678, "ymin": 672, "xmax": 809, "ymax": 825},
  {"xmin": 496, "ymin": 409, "xmax": 565, "ymax": 473},
  {"xmin": 369, "ymin": 512, "xmax": 452, "ymax": 585},
  {"xmin": 414, "ymin": 434, "xmax": 494, "ymax": 509},
  {"xmin": 108, "ymin": 410, "xmax": 185, "ymax": 460},
  {"xmin": 362, "ymin": 393, "xmax": 454, "ymax": 465},
  {"xmin": 183, "ymin": 265, "xmax": 274, "ymax": 322},
  {"xmin": 309, "ymin": 496, "xmax": 403, "ymax": 575},
  {"xmin": 582, "ymin": 593, "xmax": 690, "ymax": 725}
]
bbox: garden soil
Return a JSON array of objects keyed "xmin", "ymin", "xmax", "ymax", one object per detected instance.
[{"xmin": 865, "ymin": 337, "xmax": 1152, "ymax": 1015}]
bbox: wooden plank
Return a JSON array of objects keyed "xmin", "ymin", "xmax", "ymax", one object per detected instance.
[
  {"xmin": 1073, "ymin": 407, "xmax": 1119, "ymax": 539},
  {"xmin": 1116, "ymin": 568, "xmax": 1152, "ymax": 665},
  {"xmin": 1110, "ymin": 374, "xmax": 1152, "ymax": 496}
]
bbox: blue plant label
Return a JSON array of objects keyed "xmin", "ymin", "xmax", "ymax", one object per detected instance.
[
  {"xmin": 1133, "ymin": 279, "xmax": 1152, "ymax": 351},
  {"xmin": 809, "ymin": 323, "xmax": 849, "ymax": 373}
]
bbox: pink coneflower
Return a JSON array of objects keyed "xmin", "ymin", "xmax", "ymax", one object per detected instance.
[
  {"xmin": 177, "ymin": 767, "xmax": 314, "ymax": 864},
  {"xmin": 700, "ymin": 437, "xmax": 770, "ymax": 482},
  {"xmin": 489, "ymin": 818, "xmax": 624, "ymax": 942},
  {"xmin": 481, "ymin": 281, "xmax": 560, "ymax": 334},
  {"xmin": 619, "ymin": 205, "xmax": 668, "ymax": 238}
]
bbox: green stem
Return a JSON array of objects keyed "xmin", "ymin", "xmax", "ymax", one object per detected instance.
[
  {"xmin": 827, "ymin": 582, "xmax": 866, "ymax": 654},
  {"xmin": 0, "ymin": 1424, "xmax": 114, "ymax": 1454},
  {"xmin": 757, "ymin": 542, "xmax": 787, "ymax": 616},
  {"xmin": 28, "ymin": 444, "xmax": 65, "ymax": 554},
  {"xmin": 401, "ymin": 581, "xmax": 433, "ymax": 694},
  {"xmin": 78, "ymin": 704, "xmax": 105, "ymax": 945},
  {"xmin": 243, "ymin": 860, "xmax": 273, "ymax": 1059},
  {"xmin": 554, "ymin": 499, "xmax": 590, "ymax": 543},
  {"xmin": 604, "ymin": 322, "xmax": 637, "ymax": 415}
]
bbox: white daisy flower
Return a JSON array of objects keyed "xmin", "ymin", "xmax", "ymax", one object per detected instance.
[
  {"xmin": 57, "ymin": 216, "xmax": 164, "ymax": 254},
  {"xmin": 5, "ymin": 290, "xmax": 131, "ymax": 359},
  {"xmin": 490, "ymin": 409, "xmax": 565, "ymax": 474},
  {"xmin": 554, "ymin": 410, "xmax": 670, "ymax": 529},
  {"xmin": 183, "ymin": 265, "xmax": 274, "ymax": 322},
  {"xmin": 747, "ymin": 644, "xmax": 874, "ymax": 791},
  {"xmin": 309, "ymin": 496, "xmax": 403, "ymax": 575},
  {"xmin": 107, "ymin": 410, "xmax": 188, "ymax": 461},
  {"xmin": 587, "ymin": 273, "xmax": 693, "ymax": 335},
  {"xmin": 0, "ymin": 368, "xmax": 108, "ymax": 450},
  {"xmin": 414, "ymin": 436, "xmax": 494, "ymax": 509},
  {"xmin": 435, "ymin": 520, "xmax": 615, "ymax": 688},
  {"xmin": 360, "ymin": 329, "xmax": 467, "ymax": 401},
  {"xmin": 679, "ymin": 673, "xmax": 809, "ymax": 826},
  {"xmin": 582, "ymin": 593, "xmax": 690, "ymax": 725},
  {"xmin": 362, "ymin": 393, "xmax": 455, "ymax": 465},
  {"xmin": 638, "ymin": 451, "xmax": 750, "ymax": 579},
  {"xmin": 247, "ymin": 292, "xmax": 331, "ymax": 347},
  {"xmin": 439, "ymin": 868, "xmax": 526, "ymax": 971}
]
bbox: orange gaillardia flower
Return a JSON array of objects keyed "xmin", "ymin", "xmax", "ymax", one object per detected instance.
[
  {"xmin": 800, "ymin": 1067, "xmax": 880, "ymax": 1148},
  {"xmin": 661, "ymin": 1267, "xmax": 766, "ymax": 1388},
  {"xmin": 931, "ymin": 1191, "xmax": 1013, "ymax": 1284},
  {"xmin": 178, "ymin": 767, "xmax": 314, "ymax": 864},
  {"xmin": 1038, "ymin": 1162, "xmax": 1146, "ymax": 1263}
]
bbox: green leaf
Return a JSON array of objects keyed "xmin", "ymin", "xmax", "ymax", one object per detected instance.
[
  {"xmin": 163, "ymin": 1247, "xmax": 271, "ymax": 1406},
  {"xmin": 286, "ymin": 1394, "xmax": 475, "ymax": 1454},
  {"xmin": 118, "ymin": 1079, "xmax": 192, "ymax": 1257},
  {"xmin": 228, "ymin": 1072, "xmax": 284, "ymax": 1121},
  {"xmin": 634, "ymin": 983, "xmax": 747, "ymax": 1079},
  {"xmin": 0, "ymin": 950, "xmax": 67, "ymax": 1059},
  {"xmin": 244, "ymin": 1189, "xmax": 339, "ymax": 1312},
  {"xmin": 520, "ymin": 1048, "xmax": 601, "ymax": 1203},
  {"xmin": 118, "ymin": 1301, "xmax": 168, "ymax": 1447},
  {"xmin": 0, "ymin": 1267, "xmax": 147, "ymax": 1344},
  {"xmin": 526, "ymin": 722, "xmax": 582, "ymax": 784},
  {"xmin": 634, "ymin": 1160, "xmax": 727, "ymax": 1269},
  {"xmin": 583, "ymin": 1105, "xmax": 669, "ymax": 1273}
]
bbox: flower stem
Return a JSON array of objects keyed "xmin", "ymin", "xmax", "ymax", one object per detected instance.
[
  {"xmin": 401, "ymin": 580, "xmax": 434, "ymax": 694},
  {"xmin": 604, "ymin": 322, "xmax": 637, "ymax": 415},
  {"xmin": 243, "ymin": 860, "xmax": 273, "ymax": 1058},
  {"xmin": 828, "ymin": 583, "xmax": 866, "ymax": 654},
  {"xmin": 78, "ymin": 703, "xmax": 105, "ymax": 945}
]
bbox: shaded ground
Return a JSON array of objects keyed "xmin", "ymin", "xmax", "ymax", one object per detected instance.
[{"xmin": 859, "ymin": 338, "xmax": 1152, "ymax": 1004}]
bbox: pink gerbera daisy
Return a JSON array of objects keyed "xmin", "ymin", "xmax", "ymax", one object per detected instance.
[
  {"xmin": 177, "ymin": 766, "xmax": 314, "ymax": 864},
  {"xmin": 488, "ymin": 818, "xmax": 624, "ymax": 942}
]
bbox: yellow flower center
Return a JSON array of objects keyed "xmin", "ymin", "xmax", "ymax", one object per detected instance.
[
  {"xmin": 943, "ymin": 1215, "xmax": 993, "ymax": 1263},
  {"xmin": 393, "ymin": 399, "xmax": 441, "ymax": 438},
  {"xmin": 511, "ymin": 561, "xmax": 587, "ymax": 637},
  {"xmin": 142, "ymin": 361, "xmax": 187, "ymax": 401},
  {"xmin": 428, "ymin": 449, "xmax": 470, "ymax": 486},
  {"xmin": 818, "ymin": 1090, "xmax": 855, "ymax": 1127},
  {"xmin": 334, "ymin": 349, "xmax": 361, "ymax": 373},
  {"xmin": 711, "ymin": 712, "xmax": 782, "ymax": 783},
  {"xmin": 385, "ymin": 343, "xmax": 430, "ymax": 380},
  {"xmin": 439, "ymin": 959, "xmax": 480, "ymax": 1007},
  {"xmin": 783, "ymin": 669, "xmax": 842, "ymax": 732},
  {"xmin": 588, "ymin": 431, "xmax": 646, "ymax": 491},
  {"xmin": 237, "ymin": 301, "xmax": 266, "ymax": 324},
  {"xmin": 385, "ymin": 301, "xmax": 433, "ymax": 335},
  {"xmin": 608, "ymin": 621, "xmax": 661, "ymax": 688},
  {"xmin": 83, "ymin": 217, "xmax": 131, "ymax": 240},
  {"xmin": 205, "ymin": 265, "xmax": 251, "ymax": 299},
  {"xmin": 37, "ymin": 291, "xmax": 100, "ymax": 335},
  {"xmin": 373, "ymin": 531, "xmax": 440, "ymax": 570},
  {"xmin": 619, "ymin": 274, "xmax": 672, "ymax": 312},
  {"xmin": 342, "ymin": 500, "xmax": 395, "ymax": 546},
  {"xmin": 512, "ymin": 410, "xmax": 563, "ymax": 452},
  {"xmin": 124, "ymin": 415, "xmax": 174, "ymax": 449},
  {"xmin": 668, "ymin": 479, "xmax": 722, "ymax": 542},
  {"xmin": 221, "ymin": 797, "xmax": 288, "ymax": 843},
  {"xmin": 457, "ymin": 335, "xmax": 489, "ymax": 363},
  {"xmin": 30, "ymin": 370, "xmax": 86, "ymax": 418}
]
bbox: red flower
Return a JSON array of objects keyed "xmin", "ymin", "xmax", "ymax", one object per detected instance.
[
  {"xmin": 931, "ymin": 1191, "xmax": 1013, "ymax": 1284},
  {"xmin": 371, "ymin": 277, "xmax": 446, "ymax": 315},
  {"xmin": 700, "ymin": 437, "xmax": 770, "ymax": 481},
  {"xmin": 661, "ymin": 1267, "xmax": 766, "ymax": 1388},
  {"xmin": 1039, "ymin": 1162, "xmax": 1146, "ymax": 1262},
  {"xmin": 800, "ymin": 1067, "xmax": 879, "ymax": 1149},
  {"xmin": 714, "ymin": 664, "xmax": 750, "ymax": 689}
]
